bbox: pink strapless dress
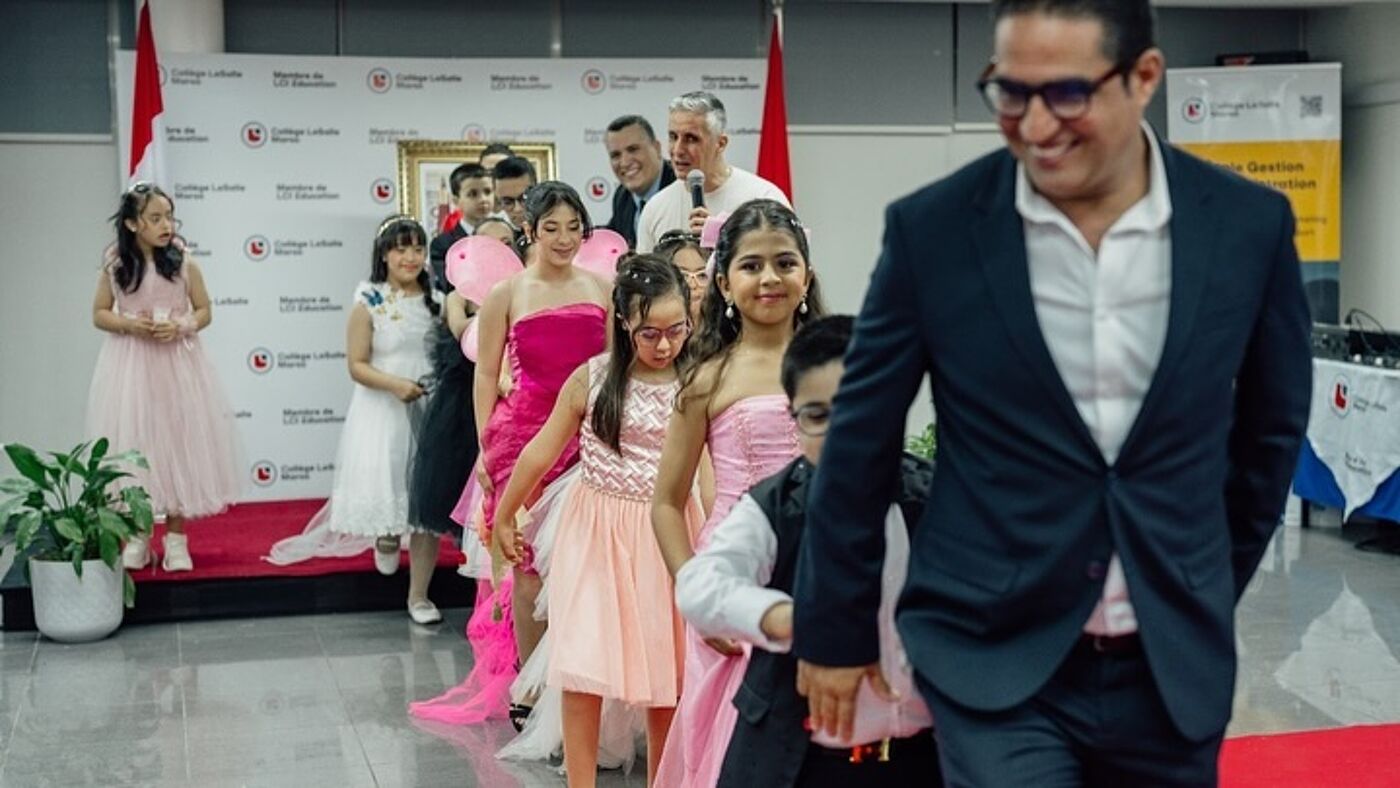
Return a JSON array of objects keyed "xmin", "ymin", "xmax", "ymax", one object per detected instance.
[
  {"xmin": 414, "ymin": 302, "xmax": 605, "ymax": 727},
  {"xmin": 655, "ymin": 394, "xmax": 799, "ymax": 788},
  {"xmin": 449, "ymin": 302, "xmax": 608, "ymax": 570}
]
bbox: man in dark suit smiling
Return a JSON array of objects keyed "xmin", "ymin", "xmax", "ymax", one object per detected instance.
[
  {"xmin": 603, "ymin": 114, "xmax": 674, "ymax": 249},
  {"xmin": 792, "ymin": 1, "xmax": 1312, "ymax": 785}
]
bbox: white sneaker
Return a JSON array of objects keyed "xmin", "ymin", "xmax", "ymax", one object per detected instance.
[
  {"xmin": 121, "ymin": 537, "xmax": 153, "ymax": 568},
  {"xmin": 122, "ymin": 535, "xmax": 152, "ymax": 570},
  {"xmin": 407, "ymin": 599, "xmax": 442, "ymax": 625},
  {"xmin": 161, "ymin": 532, "xmax": 193, "ymax": 572},
  {"xmin": 374, "ymin": 536, "xmax": 401, "ymax": 576}
]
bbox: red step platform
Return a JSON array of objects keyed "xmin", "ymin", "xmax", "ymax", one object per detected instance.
[{"xmin": 2, "ymin": 500, "xmax": 475, "ymax": 630}]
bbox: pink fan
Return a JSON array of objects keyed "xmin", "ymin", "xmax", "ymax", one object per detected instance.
[
  {"xmin": 700, "ymin": 211, "xmax": 732, "ymax": 249},
  {"xmin": 460, "ymin": 317, "xmax": 480, "ymax": 362},
  {"xmin": 574, "ymin": 228, "xmax": 627, "ymax": 280},
  {"xmin": 445, "ymin": 236, "xmax": 522, "ymax": 305}
]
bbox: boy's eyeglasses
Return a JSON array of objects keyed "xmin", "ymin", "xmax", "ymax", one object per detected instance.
[
  {"xmin": 633, "ymin": 321, "xmax": 690, "ymax": 348},
  {"xmin": 976, "ymin": 62, "xmax": 1126, "ymax": 121},
  {"xmin": 791, "ymin": 403, "xmax": 831, "ymax": 437}
]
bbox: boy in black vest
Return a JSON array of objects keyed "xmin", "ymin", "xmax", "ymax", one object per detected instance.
[{"xmin": 675, "ymin": 316, "xmax": 942, "ymax": 787}]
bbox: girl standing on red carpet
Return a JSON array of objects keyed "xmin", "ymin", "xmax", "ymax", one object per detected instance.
[
  {"xmin": 266, "ymin": 216, "xmax": 443, "ymax": 624},
  {"xmin": 89, "ymin": 182, "xmax": 243, "ymax": 573}
]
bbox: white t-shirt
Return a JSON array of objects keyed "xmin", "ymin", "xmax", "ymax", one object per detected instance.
[{"xmin": 635, "ymin": 165, "xmax": 790, "ymax": 252}]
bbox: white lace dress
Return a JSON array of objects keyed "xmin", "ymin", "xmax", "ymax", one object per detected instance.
[{"xmin": 265, "ymin": 281, "xmax": 437, "ymax": 564}]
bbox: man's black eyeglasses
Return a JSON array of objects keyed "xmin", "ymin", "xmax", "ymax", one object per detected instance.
[{"xmin": 976, "ymin": 62, "xmax": 1127, "ymax": 121}]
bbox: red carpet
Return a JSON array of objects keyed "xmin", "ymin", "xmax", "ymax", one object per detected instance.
[
  {"xmin": 1221, "ymin": 725, "xmax": 1400, "ymax": 787},
  {"xmin": 129, "ymin": 499, "xmax": 464, "ymax": 583}
]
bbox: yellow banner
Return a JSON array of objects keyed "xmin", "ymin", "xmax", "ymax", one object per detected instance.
[{"xmin": 1179, "ymin": 140, "xmax": 1341, "ymax": 262}]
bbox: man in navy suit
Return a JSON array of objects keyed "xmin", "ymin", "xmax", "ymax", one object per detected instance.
[
  {"xmin": 792, "ymin": 1, "xmax": 1312, "ymax": 785},
  {"xmin": 603, "ymin": 114, "xmax": 675, "ymax": 249}
]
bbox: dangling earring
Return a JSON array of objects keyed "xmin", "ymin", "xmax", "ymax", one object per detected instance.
[
  {"xmin": 725, "ymin": 302, "xmax": 735, "ymax": 320},
  {"xmin": 799, "ymin": 294, "xmax": 809, "ymax": 315}
]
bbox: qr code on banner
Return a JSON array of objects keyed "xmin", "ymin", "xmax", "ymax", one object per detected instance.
[{"xmin": 1301, "ymin": 95, "xmax": 1324, "ymax": 118}]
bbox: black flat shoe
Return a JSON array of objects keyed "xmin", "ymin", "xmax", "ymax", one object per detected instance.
[{"xmin": 508, "ymin": 703, "xmax": 532, "ymax": 732}]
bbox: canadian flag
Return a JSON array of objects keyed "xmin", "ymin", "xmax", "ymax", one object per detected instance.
[
  {"xmin": 756, "ymin": 5, "xmax": 792, "ymax": 203},
  {"xmin": 128, "ymin": 1, "xmax": 166, "ymax": 187}
]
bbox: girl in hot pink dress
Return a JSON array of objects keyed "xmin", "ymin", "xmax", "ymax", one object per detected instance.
[
  {"xmin": 412, "ymin": 182, "xmax": 609, "ymax": 728},
  {"xmin": 87, "ymin": 183, "xmax": 242, "ymax": 574},
  {"xmin": 651, "ymin": 200, "xmax": 825, "ymax": 788}
]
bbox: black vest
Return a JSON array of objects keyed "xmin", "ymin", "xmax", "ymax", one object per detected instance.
[{"xmin": 716, "ymin": 453, "xmax": 933, "ymax": 788}]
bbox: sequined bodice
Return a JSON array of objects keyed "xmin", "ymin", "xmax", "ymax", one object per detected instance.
[{"xmin": 578, "ymin": 355, "xmax": 679, "ymax": 501}]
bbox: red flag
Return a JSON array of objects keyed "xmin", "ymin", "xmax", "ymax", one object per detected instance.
[
  {"xmin": 756, "ymin": 11, "xmax": 792, "ymax": 203},
  {"xmin": 129, "ymin": 1, "xmax": 165, "ymax": 185}
]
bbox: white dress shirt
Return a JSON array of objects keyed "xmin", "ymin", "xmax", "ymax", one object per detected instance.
[
  {"xmin": 676, "ymin": 492, "xmax": 933, "ymax": 747},
  {"xmin": 1015, "ymin": 122, "xmax": 1173, "ymax": 636}
]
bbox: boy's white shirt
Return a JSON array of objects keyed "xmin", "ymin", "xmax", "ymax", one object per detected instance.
[{"xmin": 675, "ymin": 489, "xmax": 933, "ymax": 746}]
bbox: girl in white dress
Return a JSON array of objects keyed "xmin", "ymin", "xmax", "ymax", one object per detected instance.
[{"xmin": 267, "ymin": 216, "xmax": 443, "ymax": 622}]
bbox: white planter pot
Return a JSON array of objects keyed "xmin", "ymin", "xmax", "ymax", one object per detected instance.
[{"xmin": 28, "ymin": 558, "xmax": 124, "ymax": 643}]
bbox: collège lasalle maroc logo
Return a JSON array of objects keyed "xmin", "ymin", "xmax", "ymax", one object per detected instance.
[
  {"xmin": 248, "ymin": 347, "xmax": 274, "ymax": 375},
  {"xmin": 1329, "ymin": 374, "xmax": 1351, "ymax": 418},
  {"xmin": 585, "ymin": 177, "xmax": 609, "ymax": 202},
  {"xmin": 244, "ymin": 235, "xmax": 270, "ymax": 261},
  {"xmin": 581, "ymin": 69, "xmax": 606, "ymax": 95},
  {"xmin": 367, "ymin": 67, "xmax": 392, "ymax": 93},
  {"xmin": 251, "ymin": 460, "xmax": 277, "ymax": 487},
  {"xmin": 1182, "ymin": 97, "xmax": 1206, "ymax": 124},
  {"xmin": 371, "ymin": 178, "xmax": 395, "ymax": 204},
  {"xmin": 241, "ymin": 121, "xmax": 267, "ymax": 148}
]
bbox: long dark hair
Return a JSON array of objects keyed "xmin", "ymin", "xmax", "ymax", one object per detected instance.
[
  {"xmin": 109, "ymin": 183, "xmax": 183, "ymax": 293},
  {"xmin": 370, "ymin": 215, "xmax": 438, "ymax": 316},
  {"xmin": 678, "ymin": 199, "xmax": 825, "ymax": 410},
  {"xmin": 591, "ymin": 255, "xmax": 690, "ymax": 453}
]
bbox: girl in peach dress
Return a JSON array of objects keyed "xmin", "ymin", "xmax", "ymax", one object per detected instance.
[{"xmin": 491, "ymin": 255, "xmax": 703, "ymax": 787}]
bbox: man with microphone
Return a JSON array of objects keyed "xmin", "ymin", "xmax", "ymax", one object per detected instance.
[{"xmin": 636, "ymin": 90, "xmax": 790, "ymax": 253}]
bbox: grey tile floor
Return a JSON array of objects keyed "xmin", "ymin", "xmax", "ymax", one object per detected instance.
[{"xmin": 0, "ymin": 521, "xmax": 1397, "ymax": 786}]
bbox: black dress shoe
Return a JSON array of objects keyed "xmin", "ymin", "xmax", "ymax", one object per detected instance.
[{"xmin": 508, "ymin": 703, "xmax": 532, "ymax": 732}]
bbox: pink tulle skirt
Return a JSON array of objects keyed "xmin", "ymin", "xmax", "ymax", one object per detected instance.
[
  {"xmin": 547, "ymin": 479, "xmax": 701, "ymax": 706},
  {"xmin": 409, "ymin": 576, "xmax": 518, "ymax": 725},
  {"xmin": 86, "ymin": 333, "xmax": 243, "ymax": 518}
]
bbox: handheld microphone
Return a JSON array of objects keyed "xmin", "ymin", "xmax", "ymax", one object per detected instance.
[{"xmin": 687, "ymin": 169, "xmax": 706, "ymax": 209}]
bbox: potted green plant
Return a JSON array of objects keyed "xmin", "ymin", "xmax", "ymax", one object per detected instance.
[
  {"xmin": 906, "ymin": 422, "xmax": 937, "ymax": 461},
  {"xmin": 1, "ymin": 439, "xmax": 154, "ymax": 642}
]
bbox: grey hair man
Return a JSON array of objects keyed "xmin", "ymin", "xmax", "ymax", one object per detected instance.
[{"xmin": 635, "ymin": 90, "xmax": 789, "ymax": 253}]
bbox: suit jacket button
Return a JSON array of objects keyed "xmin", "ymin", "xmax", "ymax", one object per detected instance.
[{"xmin": 1086, "ymin": 560, "xmax": 1107, "ymax": 580}]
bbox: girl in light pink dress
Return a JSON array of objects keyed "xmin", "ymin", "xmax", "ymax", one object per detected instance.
[
  {"xmin": 651, "ymin": 199, "xmax": 825, "ymax": 788},
  {"xmin": 87, "ymin": 183, "xmax": 242, "ymax": 573}
]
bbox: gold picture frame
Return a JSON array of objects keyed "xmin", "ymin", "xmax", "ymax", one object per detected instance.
[{"xmin": 396, "ymin": 140, "xmax": 558, "ymax": 236}]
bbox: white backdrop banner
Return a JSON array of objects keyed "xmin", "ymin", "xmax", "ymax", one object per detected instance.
[{"xmin": 114, "ymin": 52, "xmax": 765, "ymax": 501}]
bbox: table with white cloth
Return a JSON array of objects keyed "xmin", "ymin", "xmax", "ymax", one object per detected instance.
[{"xmin": 1293, "ymin": 358, "xmax": 1400, "ymax": 525}]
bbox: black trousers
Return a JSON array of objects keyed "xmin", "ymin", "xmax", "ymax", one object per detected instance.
[
  {"xmin": 918, "ymin": 638, "xmax": 1224, "ymax": 788},
  {"xmin": 794, "ymin": 731, "xmax": 943, "ymax": 788}
]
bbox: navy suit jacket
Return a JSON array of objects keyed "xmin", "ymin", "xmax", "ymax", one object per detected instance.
[
  {"xmin": 606, "ymin": 161, "xmax": 675, "ymax": 249},
  {"xmin": 792, "ymin": 140, "xmax": 1312, "ymax": 743}
]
